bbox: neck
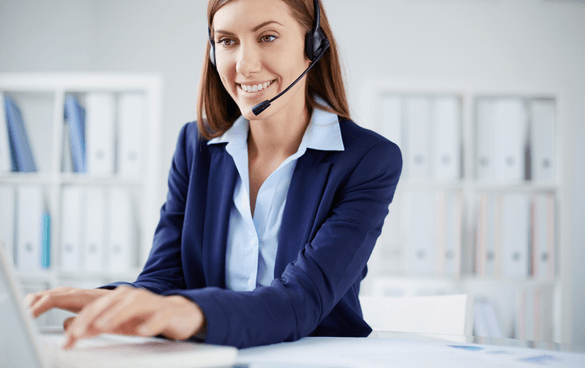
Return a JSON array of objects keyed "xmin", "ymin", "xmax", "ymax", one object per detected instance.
[{"xmin": 248, "ymin": 99, "xmax": 311, "ymax": 160}]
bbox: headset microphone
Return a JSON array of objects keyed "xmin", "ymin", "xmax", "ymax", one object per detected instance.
[{"xmin": 251, "ymin": 46, "xmax": 328, "ymax": 115}]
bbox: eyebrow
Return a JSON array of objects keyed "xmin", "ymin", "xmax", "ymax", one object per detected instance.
[{"xmin": 214, "ymin": 20, "xmax": 284, "ymax": 36}]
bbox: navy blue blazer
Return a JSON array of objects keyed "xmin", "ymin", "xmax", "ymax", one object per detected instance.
[{"xmin": 108, "ymin": 117, "xmax": 402, "ymax": 348}]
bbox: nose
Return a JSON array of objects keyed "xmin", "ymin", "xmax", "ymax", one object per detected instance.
[{"xmin": 236, "ymin": 44, "xmax": 261, "ymax": 76}]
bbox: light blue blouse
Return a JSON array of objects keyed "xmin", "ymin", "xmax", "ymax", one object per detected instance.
[{"xmin": 207, "ymin": 104, "xmax": 344, "ymax": 291}]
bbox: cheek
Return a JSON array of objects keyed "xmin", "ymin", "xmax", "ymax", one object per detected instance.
[{"xmin": 216, "ymin": 61, "xmax": 236, "ymax": 90}]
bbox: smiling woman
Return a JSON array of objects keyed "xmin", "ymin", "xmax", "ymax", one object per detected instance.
[
  {"xmin": 199, "ymin": 0, "xmax": 350, "ymax": 139},
  {"xmin": 26, "ymin": 0, "xmax": 402, "ymax": 350}
]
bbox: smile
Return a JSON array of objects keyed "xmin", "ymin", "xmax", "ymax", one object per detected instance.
[{"xmin": 238, "ymin": 80, "xmax": 275, "ymax": 93}]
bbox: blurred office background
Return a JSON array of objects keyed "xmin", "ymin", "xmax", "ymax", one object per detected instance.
[{"xmin": 0, "ymin": 0, "xmax": 584, "ymax": 345}]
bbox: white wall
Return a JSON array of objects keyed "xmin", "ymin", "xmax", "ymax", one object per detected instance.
[{"xmin": 1, "ymin": 0, "xmax": 584, "ymax": 344}]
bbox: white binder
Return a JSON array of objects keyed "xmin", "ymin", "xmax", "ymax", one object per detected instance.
[
  {"xmin": 0, "ymin": 92, "xmax": 12, "ymax": 172},
  {"xmin": 502, "ymin": 192, "xmax": 530, "ymax": 278},
  {"xmin": 61, "ymin": 124, "xmax": 74, "ymax": 173},
  {"xmin": 404, "ymin": 190, "xmax": 435, "ymax": 276},
  {"xmin": 16, "ymin": 185, "xmax": 44, "ymax": 272},
  {"xmin": 404, "ymin": 97, "xmax": 430, "ymax": 181},
  {"xmin": 107, "ymin": 187, "xmax": 136, "ymax": 272},
  {"xmin": 442, "ymin": 191, "xmax": 462, "ymax": 277},
  {"xmin": 516, "ymin": 287, "xmax": 553, "ymax": 342},
  {"xmin": 530, "ymin": 100, "xmax": 556, "ymax": 182},
  {"xmin": 379, "ymin": 95, "xmax": 402, "ymax": 147},
  {"xmin": 117, "ymin": 93, "xmax": 144, "ymax": 177},
  {"xmin": 86, "ymin": 93, "xmax": 116, "ymax": 174},
  {"xmin": 83, "ymin": 187, "xmax": 106, "ymax": 272},
  {"xmin": 483, "ymin": 193, "xmax": 497, "ymax": 277},
  {"xmin": 60, "ymin": 186, "xmax": 85, "ymax": 272},
  {"xmin": 0, "ymin": 185, "xmax": 16, "ymax": 265},
  {"xmin": 493, "ymin": 98, "xmax": 527, "ymax": 182},
  {"xmin": 431, "ymin": 97, "xmax": 460, "ymax": 182},
  {"xmin": 532, "ymin": 193, "xmax": 555, "ymax": 280},
  {"xmin": 476, "ymin": 99, "xmax": 495, "ymax": 181}
]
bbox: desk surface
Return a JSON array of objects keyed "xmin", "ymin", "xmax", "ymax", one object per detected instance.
[{"xmin": 235, "ymin": 334, "xmax": 585, "ymax": 368}]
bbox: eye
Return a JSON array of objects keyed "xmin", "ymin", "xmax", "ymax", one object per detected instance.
[
  {"xmin": 218, "ymin": 38, "xmax": 235, "ymax": 47},
  {"xmin": 260, "ymin": 35, "xmax": 277, "ymax": 43}
]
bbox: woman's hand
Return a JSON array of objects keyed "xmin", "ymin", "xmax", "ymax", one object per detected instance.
[
  {"xmin": 61, "ymin": 286, "xmax": 205, "ymax": 350},
  {"xmin": 25, "ymin": 287, "xmax": 112, "ymax": 318}
]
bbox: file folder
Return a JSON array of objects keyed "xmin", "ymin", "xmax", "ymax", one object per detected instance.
[
  {"xmin": 0, "ymin": 185, "xmax": 16, "ymax": 265},
  {"xmin": 493, "ymin": 98, "xmax": 526, "ymax": 182},
  {"xmin": 107, "ymin": 187, "xmax": 136, "ymax": 272},
  {"xmin": 501, "ymin": 192, "xmax": 530, "ymax": 278},
  {"xmin": 404, "ymin": 97, "xmax": 430, "ymax": 181},
  {"xmin": 16, "ymin": 185, "xmax": 44, "ymax": 272},
  {"xmin": 531, "ymin": 193, "xmax": 555, "ymax": 280},
  {"xmin": 476, "ymin": 99, "xmax": 495, "ymax": 181},
  {"xmin": 530, "ymin": 100, "xmax": 556, "ymax": 182},
  {"xmin": 86, "ymin": 93, "xmax": 115, "ymax": 175},
  {"xmin": 404, "ymin": 190, "xmax": 435, "ymax": 276},
  {"xmin": 41, "ymin": 212, "xmax": 51, "ymax": 269},
  {"xmin": 432, "ymin": 97, "xmax": 460, "ymax": 182},
  {"xmin": 4, "ymin": 95, "xmax": 37, "ymax": 172},
  {"xmin": 64, "ymin": 95, "xmax": 86, "ymax": 173},
  {"xmin": 60, "ymin": 186, "xmax": 84, "ymax": 272},
  {"xmin": 61, "ymin": 124, "xmax": 74, "ymax": 173},
  {"xmin": 0, "ymin": 93, "xmax": 12, "ymax": 172},
  {"xmin": 379, "ymin": 95, "xmax": 402, "ymax": 147},
  {"xmin": 83, "ymin": 187, "xmax": 106, "ymax": 272},
  {"xmin": 117, "ymin": 93, "xmax": 144, "ymax": 177},
  {"xmin": 516, "ymin": 287, "xmax": 553, "ymax": 342},
  {"xmin": 442, "ymin": 191, "xmax": 462, "ymax": 277}
]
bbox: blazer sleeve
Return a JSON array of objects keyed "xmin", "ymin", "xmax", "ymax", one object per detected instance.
[{"xmin": 161, "ymin": 139, "xmax": 402, "ymax": 348}]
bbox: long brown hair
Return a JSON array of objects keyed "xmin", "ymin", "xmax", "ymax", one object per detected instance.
[{"xmin": 197, "ymin": 0, "xmax": 350, "ymax": 140}]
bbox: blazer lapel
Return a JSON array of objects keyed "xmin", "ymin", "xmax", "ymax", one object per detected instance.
[
  {"xmin": 203, "ymin": 145, "xmax": 237, "ymax": 288},
  {"xmin": 275, "ymin": 150, "xmax": 332, "ymax": 277}
]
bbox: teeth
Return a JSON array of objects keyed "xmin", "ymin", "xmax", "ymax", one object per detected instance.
[{"xmin": 240, "ymin": 80, "xmax": 273, "ymax": 93}]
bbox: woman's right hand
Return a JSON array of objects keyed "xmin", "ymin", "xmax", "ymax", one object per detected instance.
[{"xmin": 25, "ymin": 287, "xmax": 112, "ymax": 319}]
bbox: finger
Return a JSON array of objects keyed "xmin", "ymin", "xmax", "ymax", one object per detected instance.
[
  {"xmin": 62, "ymin": 332, "xmax": 78, "ymax": 350},
  {"xmin": 24, "ymin": 293, "xmax": 41, "ymax": 308},
  {"xmin": 63, "ymin": 316, "xmax": 75, "ymax": 331},
  {"xmin": 136, "ymin": 310, "xmax": 172, "ymax": 338},
  {"xmin": 94, "ymin": 289, "xmax": 154, "ymax": 333},
  {"xmin": 67, "ymin": 287, "xmax": 127, "ymax": 339},
  {"xmin": 29, "ymin": 291, "xmax": 82, "ymax": 318}
]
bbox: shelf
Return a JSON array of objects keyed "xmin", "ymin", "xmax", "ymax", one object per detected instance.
[
  {"xmin": 0, "ymin": 173, "xmax": 144, "ymax": 186},
  {"xmin": 397, "ymin": 180, "xmax": 559, "ymax": 192},
  {"xmin": 58, "ymin": 174, "xmax": 144, "ymax": 186},
  {"xmin": 0, "ymin": 173, "xmax": 54, "ymax": 184}
]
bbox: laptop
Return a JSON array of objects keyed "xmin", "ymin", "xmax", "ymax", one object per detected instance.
[{"xmin": 0, "ymin": 240, "xmax": 238, "ymax": 368}]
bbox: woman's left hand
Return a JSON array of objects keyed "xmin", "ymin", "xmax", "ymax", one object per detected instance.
[{"xmin": 62, "ymin": 286, "xmax": 205, "ymax": 350}]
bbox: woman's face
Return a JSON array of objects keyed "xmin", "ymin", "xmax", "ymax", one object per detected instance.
[{"xmin": 212, "ymin": 0, "xmax": 311, "ymax": 121}]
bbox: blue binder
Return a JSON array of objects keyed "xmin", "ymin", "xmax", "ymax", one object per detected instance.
[
  {"xmin": 4, "ymin": 95, "xmax": 37, "ymax": 172},
  {"xmin": 41, "ymin": 212, "xmax": 51, "ymax": 269},
  {"xmin": 64, "ymin": 95, "xmax": 86, "ymax": 173}
]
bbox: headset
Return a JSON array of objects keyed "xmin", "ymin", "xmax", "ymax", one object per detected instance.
[{"xmin": 207, "ymin": 0, "xmax": 330, "ymax": 115}]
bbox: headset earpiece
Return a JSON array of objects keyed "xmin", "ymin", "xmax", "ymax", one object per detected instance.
[
  {"xmin": 304, "ymin": 0, "xmax": 330, "ymax": 62},
  {"xmin": 208, "ymin": 27, "xmax": 216, "ymax": 67}
]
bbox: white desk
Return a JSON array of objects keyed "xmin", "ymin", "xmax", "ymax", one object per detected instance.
[{"xmin": 235, "ymin": 334, "xmax": 585, "ymax": 368}]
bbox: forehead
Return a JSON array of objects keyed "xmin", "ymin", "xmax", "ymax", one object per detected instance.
[{"xmin": 212, "ymin": 0, "xmax": 298, "ymax": 31}]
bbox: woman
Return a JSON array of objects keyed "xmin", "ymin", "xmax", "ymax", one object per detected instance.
[{"xmin": 26, "ymin": 0, "xmax": 402, "ymax": 349}]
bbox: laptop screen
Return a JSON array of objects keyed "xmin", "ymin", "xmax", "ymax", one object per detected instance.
[{"xmin": 0, "ymin": 244, "xmax": 45, "ymax": 368}]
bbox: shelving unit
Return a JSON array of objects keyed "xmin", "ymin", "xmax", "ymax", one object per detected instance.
[
  {"xmin": 358, "ymin": 78, "xmax": 569, "ymax": 344},
  {"xmin": 0, "ymin": 73, "xmax": 163, "ymax": 326}
]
